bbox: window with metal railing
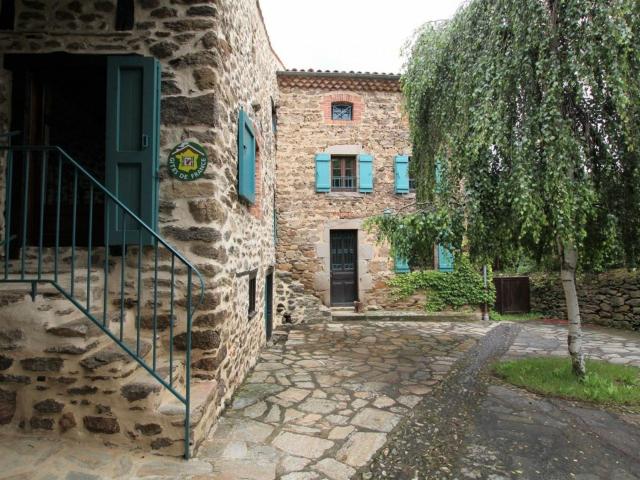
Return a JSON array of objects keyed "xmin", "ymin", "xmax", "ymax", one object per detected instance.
[
  {"xmin": 331, "ymin": 102, "xmax": 353, "ymax": 121},
  {"xmin": 331, "ymin": 156, "xmax": 356, "ymax": 191}
]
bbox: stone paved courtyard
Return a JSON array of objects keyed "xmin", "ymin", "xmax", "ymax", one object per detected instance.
[
  {"xmin": 505, "ymin": 321, "xmax": 640, "ymax": 367},
  {"xmin": 0, "ymin": 320, "xmax": 638, "ymax": 479},
  {"xmin": 0, "ymin": 321, "xmax": 496, "ymax": 480}
]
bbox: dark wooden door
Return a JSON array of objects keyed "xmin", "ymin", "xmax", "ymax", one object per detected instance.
[
  {"xmin": 330, "ymin": 230, "xmax": 358, "ymax": 306},
  {"xmin": 494, "ymin": 276, "xmax": 531, "ymax": 314},
  {"xmin": 265, "ymin": 271, "xmax": 273, "ymax": 340}
]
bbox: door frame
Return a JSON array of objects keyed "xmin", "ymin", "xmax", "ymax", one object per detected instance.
[{"xmin": 329, "ymin": 229, "xmax": 359, "ymax": 307}]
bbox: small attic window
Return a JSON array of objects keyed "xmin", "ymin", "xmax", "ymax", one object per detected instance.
[
  {"xmin": 115, "ymin": 0, "xmax": 134, "ymax": 31},
  {"xmin": 0, "ymin": 0, "xmax": 16, "ymax": 31},
  {"xmin": 332, "ymin": 102, "xmax": 353, "ymax": 121}
]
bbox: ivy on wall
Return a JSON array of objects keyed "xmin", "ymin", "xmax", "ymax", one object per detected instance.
[{"xmin": 389, "ymin": 256, "xmax": 495, "ymax": 312}]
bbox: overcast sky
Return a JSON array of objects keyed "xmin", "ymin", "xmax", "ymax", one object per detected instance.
[{"xmin": 259, "ymin": 0, "xmax": 467, "ymax": 73}]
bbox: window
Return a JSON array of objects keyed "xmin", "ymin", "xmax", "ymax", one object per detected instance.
[
  {"xmin": 0, "ymin": 0, "xmax": 15, "ymax": 30},
  {"xmin": 238, "ymin": 109, "xmax": 256, "ymax": 204},
  {"xmin": 248, "ymin": 273, "xmax": 257, "ymax": 318},
  {"xmin": 331, "ymin": 156, "xmax": 356, "ymax": 191},
  {"xmin": 331, "ymin": 102, "xmax": 353, "ymax": 121},
  {"xmin": 115, "ymin": 0, "xmax": 134, "ymax": 31}
]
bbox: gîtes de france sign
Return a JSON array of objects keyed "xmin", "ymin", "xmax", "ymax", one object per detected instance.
[{"xmin": 167, "ymin": 141, "xmax": 208, "ymax": 181}]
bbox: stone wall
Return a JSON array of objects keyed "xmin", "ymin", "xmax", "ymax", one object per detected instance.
[
  {"xmin": 275, "ymin": 271, "xmax": 331, "ymax": 324},
  {"xmin": 275, "ymin": 76, "xmax": 414, "ymax": 309},
  {"xmin": 531, "ymin": 270, "xmax": 640, "ymax": 330},
  {"xmin": 0, "ymin": 0, "xmax": 282, "ymax": 455}
]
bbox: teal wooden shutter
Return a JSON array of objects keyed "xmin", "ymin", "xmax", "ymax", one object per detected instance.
[
  {"xmin": 438, "ymin": 245, "xmax": 454, "ymax": 272},
  {"xmin": 358, "ymin": 154, "xmax": 373, "ymax": 193},
  {"xmin": 395, "ymin": 255, "xmax": 410, "ymax": 273},
  {"xmin": 315, "ymin": 153, "xmax": 331, "ymax": 192},
  {"xmin": 106, "ymin": 55, "xmax": 160, "ymax": 246},
  {"xmin": 395, "ymin": 155, "xmax": 409, "ymax": 193},
  {"xmin": 238, "ymin": 109, "xmax": 256, "ymax": 204}
]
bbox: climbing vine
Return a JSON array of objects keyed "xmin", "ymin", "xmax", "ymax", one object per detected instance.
[{"xmin": 388, "ymin": 256, "xmax": 495, "ymax": 312}]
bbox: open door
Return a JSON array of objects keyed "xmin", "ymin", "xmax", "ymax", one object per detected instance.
[{"xmin": 105, "ymin": 56, "xmax": 160, "ymax": 245}]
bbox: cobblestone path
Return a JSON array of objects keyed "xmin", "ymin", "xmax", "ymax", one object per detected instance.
[
  {"xmin": 200, "ymin": 321, "xmax": 495, "ymax": 480},
  {"xmin": 0, "ymin": 321, "xmax": 496, "ymax": 480},
  {"xmin": 505, "ymin": 321, "xmax": 640, "ymax": 367}
]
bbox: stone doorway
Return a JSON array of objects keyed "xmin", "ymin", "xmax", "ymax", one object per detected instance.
[{"xmin": 6, "ymin": 53, "xmax": 107, "ymax": 251}]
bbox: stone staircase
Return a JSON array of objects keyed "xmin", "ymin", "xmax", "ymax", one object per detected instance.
[{"xmin": 0, "ymin": 248, "xmax": 212, "ymax": 457}]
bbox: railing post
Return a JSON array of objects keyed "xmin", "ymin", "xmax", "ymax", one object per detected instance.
[
  {"xmin": 37, "ymin": 151, "xmax": 47, "ymax": 281},
  {"xmin": 54, "ymin": 154, "xmax": 62, "ymax": 284},
  {"xmin": 71, "ymin": 168, "xmax": 78, "ymax": 296},
  {"xmin": 20, "ymin": 153, "xmax": 30, "ymax": 280},
  {"xmin": 185, "ymin": 266, "xmax": 192, "ymax": 460},
  {"xmin": 4, "ymin": 149, "xmax": 13, "ymax": 279}
]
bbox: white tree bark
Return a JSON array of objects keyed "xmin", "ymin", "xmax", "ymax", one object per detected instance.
[{"xmin": 560, "ymin": 243, "xmax": 586, "ymax": 378}]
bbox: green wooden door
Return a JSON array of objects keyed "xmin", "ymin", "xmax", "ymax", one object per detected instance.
[{"xmin": 106, "ymin": 56, "xmax": 160, "ymax": 245}]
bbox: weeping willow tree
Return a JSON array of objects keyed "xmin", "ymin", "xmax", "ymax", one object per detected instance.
[{"xmin": 373, "ymin": 0, "xmax": 640, "ymax": 377}]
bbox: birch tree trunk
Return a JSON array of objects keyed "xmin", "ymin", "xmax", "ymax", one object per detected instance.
[{"xmin": 560, "ymin": 243, "xmax": 586, "ymax": 378}]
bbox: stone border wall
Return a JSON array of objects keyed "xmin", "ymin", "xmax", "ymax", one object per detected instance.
[{"xmin": 530, "ymin": 270, "xmax": 640, "ymax": 330}]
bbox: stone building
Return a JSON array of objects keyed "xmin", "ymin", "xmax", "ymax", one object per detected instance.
[
  {"xmin": 274, "ymin": 70, "xmax": 417, "ymax": 312},
  {"xmin": 0, "ymin": 0, "xmax": 282, "ymax": 457},
  {"xmin": 0, "ymin": 0, "xmax": 442, "ymax": 460}
]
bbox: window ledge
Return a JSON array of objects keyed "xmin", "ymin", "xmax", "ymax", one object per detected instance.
[
  {"xmin": 327, "ymin": 191, "xmax": 366, "ymax": 198},
  {"xmin": 248, "ymin": 311, "xmax": 258, "ymax": 320}
]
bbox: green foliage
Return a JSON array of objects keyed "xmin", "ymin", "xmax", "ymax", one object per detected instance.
[
  {"xmin": 388, "ymin": 256, "xmax": 495, "ymax": 311},
  {"xmin": 402, "ymin": 0, "xmax": 640, "ymax": 270},
  {"xmin": 494, "ymin": 357, "xmax": 640, "ymax": 407},
  {"xmin": 489, "ymin": 311, "xmax": 546, "ymax": 322}
]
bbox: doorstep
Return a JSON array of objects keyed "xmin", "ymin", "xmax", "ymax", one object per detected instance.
[{"xmin": 331, "ymin": 309, "xmax": 482, "ymax": 322}]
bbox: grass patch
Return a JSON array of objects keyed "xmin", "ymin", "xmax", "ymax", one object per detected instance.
[
  {"xmin": 489, "ymin": 311, "xmax": 545, "ymax": 322},
  {"xmin": 494, "ymin": 357, "xmax": 640, "ymax": 406}
]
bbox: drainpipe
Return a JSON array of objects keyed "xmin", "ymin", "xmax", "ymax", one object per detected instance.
[{"xmin": 482, "ymin": 265, "xmax": 490, "ymax": 321}]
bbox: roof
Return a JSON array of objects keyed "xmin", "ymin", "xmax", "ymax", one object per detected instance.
[{"xmin": 277, "ymin": 69, "xmax": 402, "ymax": 92}]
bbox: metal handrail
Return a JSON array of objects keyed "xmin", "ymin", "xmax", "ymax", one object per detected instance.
[{"xmin": 0, "ymin": 144, "xmax": 205, "ymax": 459}]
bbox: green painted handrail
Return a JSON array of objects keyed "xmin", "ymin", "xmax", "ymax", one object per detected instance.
[{"xmin": 0, "ymin": 144, "xmax": 204, "ymax": 459}]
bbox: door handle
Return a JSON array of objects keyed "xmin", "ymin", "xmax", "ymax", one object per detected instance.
[{"xmin": 142, "ymin": 134, "xmax": 149, "ymax": 148}]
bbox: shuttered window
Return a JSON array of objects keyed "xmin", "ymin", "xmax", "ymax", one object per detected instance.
[
  {"xmin": 394, "ymin": 155, "xmax": 409, "ymax": 194},
  {"xmin": 395, "ymin": 256, "xmax": 410, "ymax": 273},
  {"xmin": 315, "ymin": 153, "xmax": 331, "ymax": 192},
  {"xmin": 238, "ymin": 109, "xmax": 256, "ymax": 204},
  {"xmin": 358, "ymin": 154, "xmax": 373, "ymax": 193}
]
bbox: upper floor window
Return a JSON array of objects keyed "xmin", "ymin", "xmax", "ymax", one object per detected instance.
[
  {"xmin": 0, "ymin": 0, "xmax": 15, "ymax": 31},
  {"xmin": 115, "ymin": 0, "xmax": 134, "ymax": 31},
  {"xmin": 332, "ymin": 102, "xmax": 353, "ymax": 121},
  {"xmin": 331, "ymin": 156, "xmax": 356, "ymax": 191}
]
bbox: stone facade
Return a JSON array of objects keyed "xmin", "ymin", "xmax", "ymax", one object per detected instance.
[
  {"xmin": 275, "ymin": 71, "xmax": 414, "ymax": 310},
  {"xmin": 0, "ymin": 0, "xmax": 282, "ymax": 455},
  {"xmin": 530, "ymin": 270, "xmax": 640, "ymax": 330}
]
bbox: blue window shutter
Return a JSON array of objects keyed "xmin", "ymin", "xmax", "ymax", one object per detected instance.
[
  {"xmin": 238, "ymin": 109, "xmax": 256, "ymax": 204},
  {"xmin": 315, "ymin": 153, "xmax": 331, "ymax": 192},
  {"xmin": 438, "ymin": 244, "xmax": 454, "ymax": 272},
  {"xmin": 358, "ymin": 154, "xmax": 373, "ymax": 193},
  {"xmin": 395, "ymin": 255, "xmax": 410, "ymax": 273},
  {"xmin": 395, "ymin": 155, "xmax": 409, "ymax": 194}
]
